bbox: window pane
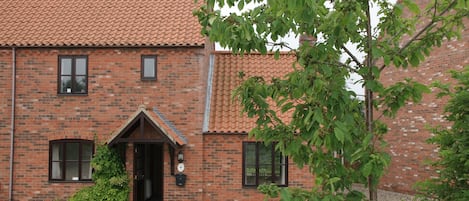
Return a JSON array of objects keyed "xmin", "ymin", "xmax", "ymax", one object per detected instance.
[
  {"xmin": 66, "ymin": 143, "xmax": 79, "ymax": 161},
  {"xmin": 81, "ymin": 162, "xmax": 92, "ymax": 180},
  {"xmin": 75, "ymin": 58, "xmax": 87, "ymax": 75},
  {"xmin": 51, "ymin": 161, "xmax": 62, "ymax": 179},
  {"xmin": 81, "ymin": 143, "xmax": 93, "ymax": 161},
  {"xmin": 275, "ymin": 154, "xmax": 286, "ymax": 185},
  {"xmin": 143, "ymin": 57, "xmax": 155, "ymax": 78},
  {"xmin": 258, "ymin": 144, "xmax": 272, "ymax": 165},
  {"xmin": 61, "ymin": 58, "xmax": 72, "ymax": 75},
  {"xmin": 65, "ymin": 162, "xmax": 79, "ymax": 181},
  {"xmin": 244, "ymin": 143, "xmax": 256, "ymax": 166},
  {"xmin": 75, "ymin": 76, "xmax": 87, "ymax": 93},
  {"xmin": 275, "ymin": 163, "xmax": 287, "ymax": 185},
  {"xmin": 51, "ymin": 143, "xmax": 62, "ymax": 161},
  {"xmin": 60, "ymin": 76, "xmax": 72, "ymax": 93},
  {"xmin": 258, "ymin": 164, "xmax": 273, "ymax": 185},
  {"xmin": 244, "ymin": 143, "xmax": 257, "ymax": 185},
  {"xmin": 244, "ymin": 166, "xmax": 256, "ymax": 185}
]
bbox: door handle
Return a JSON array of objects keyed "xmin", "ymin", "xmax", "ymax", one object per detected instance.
[{"xmin": 134, "ymin": 174, "xmax": 144, "ymax": 180}]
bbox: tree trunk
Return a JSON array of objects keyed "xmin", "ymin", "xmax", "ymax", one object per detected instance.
[
  {"xmin": 365, "ymin": 88, "xmax": 378, "ymax": 201},
  {"xmin": 368, "ymin": 175, "xmax": 378, "ymax": 201},
  {"xmin": 365, "ymin": 0, "xmax": 378, "ymax": 199}
]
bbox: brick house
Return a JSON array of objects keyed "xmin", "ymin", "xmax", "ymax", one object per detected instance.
[
  {"xmin": 0, "ymin": 0, "xmax": 467, "ymax": 201},
  {"xmin": 0, "ymin": 1, "xmax": 316, "ymax": 200}
]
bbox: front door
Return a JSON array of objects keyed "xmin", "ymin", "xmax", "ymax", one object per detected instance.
[{"xmin": 134, "ymin": 144, "xmax": 164, "ymax": 201}]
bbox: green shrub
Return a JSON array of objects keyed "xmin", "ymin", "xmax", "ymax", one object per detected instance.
[
  {"xmin": 69, "ymin": 144, "xmax": 129, "ymax": 201},
  {"xmin": 416, "ymin": 67, "xmax": 469, "ymax": 201}
]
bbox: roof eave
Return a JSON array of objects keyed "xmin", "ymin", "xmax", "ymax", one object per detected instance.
[{"xmin": 0, "ymin": 43, "xmax": 205, "ymax": 49}]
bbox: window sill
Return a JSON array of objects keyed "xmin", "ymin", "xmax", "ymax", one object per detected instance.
[
  {"xmin": 49, "ymin": 180, "xmax": 94, "ymax": 183},
  {"xmin": 57, "ymin": 93, "xmax": 88, "ymax": 97},
  {"xmin": 242, "ymin": 184, "xmax": 288, "ymax": 188},
  {"xmin": 141, "ymin": 78, "xmax": 157, "ymax": 81}
]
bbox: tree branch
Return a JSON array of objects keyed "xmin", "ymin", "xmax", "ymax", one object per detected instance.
[
  {"xmin": 379, "ymin": 0, "xmax": 457, "ymax": 72},
  {"xmin": 267, "ymin": 41, "xmax": 296, "ymax": 51},
  {"xmin": 307, "ymin": 60, "xmax": 360, "ymax": 74},
  {"xmin": 341, "ymin": 45, "xmax": 363, "ymax": 68}
]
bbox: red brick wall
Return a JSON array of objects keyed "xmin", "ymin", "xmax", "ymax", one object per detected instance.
[
  {"xmin": 378, "ymin": 17, "xmax": 469, "ymax": 193},
  {"xmin": 0, "ymin": 47, "xmax": 208, "ymax": 200},
  {"xmin": 0, "ymin": 49, "xmax": 13, "ymax": 200},
  {"xmin": 202, "ymin": 134, "xmax": 315, "ymax": 201}
]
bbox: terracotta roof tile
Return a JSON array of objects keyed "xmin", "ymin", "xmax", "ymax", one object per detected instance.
[
  {"xmin": 208, "ymin": 52, "xmax": 296, "ymax": 133},
  {"xmin": 0, "ymin": 0, "xmax": 204, "ymax": 47}
]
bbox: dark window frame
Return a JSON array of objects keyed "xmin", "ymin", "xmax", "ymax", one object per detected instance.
[
  {"xmin": 242, "ymin": 142, "xmax": 288, "ymax": 187},
  {"xmin": 49, "ymin": 139, "xmax": 94, "ymax": 182},
  {"xmin": 141, "ymin": 55, "xmax": 157, "ymax": 80},
  {"xmin": 57, "ymin": 55, "xmax": 88, "ymax": 95}
]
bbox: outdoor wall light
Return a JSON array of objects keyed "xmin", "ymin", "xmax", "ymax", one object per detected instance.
[
  {"xmin": 176, "ymin": 150, "xmax": 186, "ymax": 186},
  {"xmin": 177, "ymin": 151, "xmax": 184, "ymax": 163}
]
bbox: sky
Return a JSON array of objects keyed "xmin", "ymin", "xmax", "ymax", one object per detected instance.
[{"xmin": 217, "ymin": 1, "xmax": 397, "ymax": 99}]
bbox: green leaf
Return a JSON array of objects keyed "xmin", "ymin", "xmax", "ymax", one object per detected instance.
[
  {"xmin": 208, "ymin": 16, "xmax": 217, "ymax": 25},
  {"xmin": 371, "ymin": 66, "xmax": 381, "ymax": 78},
  {"xmin": 372, "ymin": 46, "xmax": 384, "ymax": 59},
  {"xmin": 403, "ymin": 0, "xmax": 420, "ymax": 14},
  {"xmin": 237, "ymin": 0, "xmax": 244, "ymax": 10},
  {"xmin": 292, "ymin": 88, "xmax": 303, "ymax": 99},
  {"xmin": 281, "ymin": 102, "xmax": 294, "ymax": 113},
  {"xmin": 280, "ymin": 187, "xmax": 292, "ymax": 200},
  {"xmin": 274, "ymin": 50, "xmax": 280, "ymax": 60},
  {"xmin": 361, "ymin": 161, "xmax": 373, "ymax": 177},
  {"xmin": 346, "ymin": 190, "xmax": 366, "ymax": 201},
  {"xmin": 456, "ymin": 0, "xmax": 468, "ymax": 9},
  {"xmin": 313, "ymin": 108, "xmax": 324, "ymax": 124},
  {"xmin": 383, "ymin": 55, "xmax": 391, "ymax": 66},
  {"xmin": 409, "ymin": 54, "xmax": 419, "ymax": 67},
  {"xmin": 365, "ymin": 80, "xmax": 384, "ymax": 93},
  {"xmin": 304, "ymin": 110, "xmax": 314, "ymax": 125},
  {"xmin": 334, "ymin": 121, "xmax": 348, "ymax": 144}
]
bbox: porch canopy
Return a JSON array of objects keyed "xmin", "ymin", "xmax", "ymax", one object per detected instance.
[{"xmin": 108, "ymin": 105, "xmax": 188, "ymax": 148}]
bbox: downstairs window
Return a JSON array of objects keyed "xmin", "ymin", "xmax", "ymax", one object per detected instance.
[
  {"xmin": 243, "ymin": 142, "xmax": 288, "ymax": 187},
  {"xmin": 49, "ymin": 139, "xmax": 93, "ymax": 182}
]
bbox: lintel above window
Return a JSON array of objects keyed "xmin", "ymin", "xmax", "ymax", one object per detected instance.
[{"xmin": 141, "ymin": 55, "xmax": 157, "ymax": 80}]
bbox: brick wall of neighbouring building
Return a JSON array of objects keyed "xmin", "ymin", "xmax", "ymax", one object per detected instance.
[
  {"xmin": 0, "ymin": 47, "xmax": 209, "ymax": 200},
  {"xmin": 378, "ymin": 15, "xmax": 469, "ymax": 193}
]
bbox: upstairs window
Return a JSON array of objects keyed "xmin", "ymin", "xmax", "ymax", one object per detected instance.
[
  {"xmin": 49, "ymin": 139, "xmax": 94, "ymax": 182},
  {"xmin": 58, "ymin": 56, "xmax": 88, "ymax": 94},
  {"xmin": 141, "ymin": 55, "xmax": 157, "ymax": 80},
  {"xmin": 243, "ymin": 142, "xmax": 288, "ymax": 187}
]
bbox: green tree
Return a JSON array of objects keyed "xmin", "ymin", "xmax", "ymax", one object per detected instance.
[
  {"xmin": 194, "ymin": 0, "xmax": 468, "ymax": 200},
  {"xmin": 416, "ymin": 67, "xmax": 469, "ymax": 201}
]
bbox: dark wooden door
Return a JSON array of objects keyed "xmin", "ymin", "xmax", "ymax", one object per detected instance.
[
  {"xmin": 134, "ymin": 144, "xmax": 145, "ymax": 201},
  {"xmin": 134, "ymin": 144, "xmax": 164, "ymax": 201}
]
